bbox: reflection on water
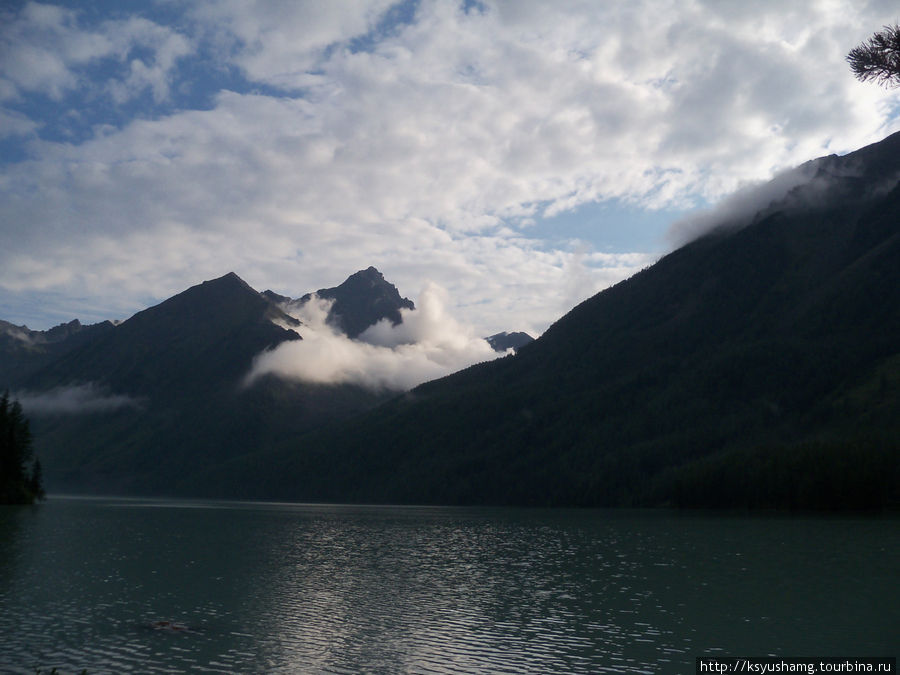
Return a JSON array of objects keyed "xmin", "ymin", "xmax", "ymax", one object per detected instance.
[{"xmin": 0, "ymin": 498, "xmax": 897, "ymax": 673}]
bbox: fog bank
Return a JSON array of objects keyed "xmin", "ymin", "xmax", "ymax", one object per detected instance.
[
  {"xmin": 246, "ymin": 284, "xmax": 504, "ymax": 391},
  {"xmin": 17, "ymin": 383, "xmax": 142, "ymax": 415}
]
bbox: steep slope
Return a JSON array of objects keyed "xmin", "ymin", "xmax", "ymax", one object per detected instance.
[
  {"xmin": 223, "ymin": 132, "xmax": 900, "ymax": 509},
  {"xmin": 295, "ymin": 266, "xmax": 415, "ymax": 338},
  {"xmin": 22, "ymin": 272, "xmax": 300, "ymax": 397},
  {"xmin": 21, "ymin": 273, "xmax": 389, "ymax": 494}
]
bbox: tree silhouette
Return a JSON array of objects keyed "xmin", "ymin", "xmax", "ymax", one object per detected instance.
[
  {"xmin": 847, "ymin": 24, "xmax": 900, "ymax": 88},
  {"xmin": 0, "ymin": 391, "xmax": 44, "ymax": 504}
]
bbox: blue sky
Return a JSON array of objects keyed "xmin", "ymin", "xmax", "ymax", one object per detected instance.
[{"xmin": 2, "ymin": 0, "xmax": 899, "ymax": 337}]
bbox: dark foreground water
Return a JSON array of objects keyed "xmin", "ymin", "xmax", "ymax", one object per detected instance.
[{"xmin": 0, "ymin": 497, "xmax": 896, "ymax": 674}]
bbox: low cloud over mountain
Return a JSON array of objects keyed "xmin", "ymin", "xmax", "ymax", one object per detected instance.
[
  {"xmin": 16, "ymin": 383, "xmax": 141, "ymax": 415},
  {"xmin": 246, "ymin": 283, "xmax": 503, "ymax": 391}
]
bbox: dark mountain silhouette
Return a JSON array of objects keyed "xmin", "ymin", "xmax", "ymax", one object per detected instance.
[
  {"xmin": 214, "ymin": 132, "xmax": 900, "ymax": 510},
  {"xmin": 22, "ymin": 272, "xmax": 302, "ymax": 397},
  {"xmin": 486, "ymin": 331, "xmax": 534, "ymax": 352},
  {"xmin": 0, "ymin": 319, "xmax": 114, "ymax": 385},
  {"xmin": 260, "ymin": 289, "xmax": 292, "ymax": 305},
  {"xmin": 4, "ymin": 267, "xmax": 526, "ymax": 494},
  {"xmin": 6, "ymin": 131, "xmax": 900, "ymax": 508},
  {"xmin": 7, "ymin": 272, "xmax": 396, "ymax": 493},
  {"xmin": 296, "ymin": 266, "xmax": 415, "ymax": 338}
]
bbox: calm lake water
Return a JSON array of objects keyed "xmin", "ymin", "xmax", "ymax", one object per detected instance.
[{"xmin": 0, "ymin": 497, "xmax": 896, "ymax": 674}]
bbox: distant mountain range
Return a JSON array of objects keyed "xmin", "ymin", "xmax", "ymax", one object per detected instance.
[
  {"xmin": 0, "ymin": 318, "xmax": 115, "ymax": 386},
  {"xmin": 1, "ymin": 267, "xmax": 531, "ymax": 494},
  {"xmin": 201, "ymin": 131, "xmax": 900, "ymax": 510}
]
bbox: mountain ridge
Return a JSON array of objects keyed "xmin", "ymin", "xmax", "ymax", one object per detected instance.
[
  {"xmin": 210, "ymin": 131, "xmax": 900, "ymax": 509},
  {"xmin": 18, "ymin": 272, "xmax": 302, "ymax": 397},
  {"xmin": 2, "ymin": 266, "xmax": 529, "ymax": 494},
  {"xmin": 5, "ymin": 132, "xmax": 899, "ymax": 508}
]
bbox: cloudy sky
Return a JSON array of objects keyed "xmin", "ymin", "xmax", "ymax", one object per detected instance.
[{"xmin": 2, "ymin": 0, "xmax": 899, "ymax": 338}]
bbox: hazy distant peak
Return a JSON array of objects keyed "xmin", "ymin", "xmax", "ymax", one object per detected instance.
[
  {"xmin": 0, "ymin": 320, "xmax": 34, "ymax": 344},
  {"xmin": 486, "ymin": 331, "xmax": 534, "ymax": 353},
  {"xmin": 1, "ymin": 317, "xmax": 98, "ymax": 346},
  {"xmin": 261, "ymin": 289, "xmax": 292, "ymax": 305}
]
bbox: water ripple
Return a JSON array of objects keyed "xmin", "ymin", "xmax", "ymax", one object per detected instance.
[{"xmin": 1, "ymin": 500, "xmax": 897, "ymax": 673}]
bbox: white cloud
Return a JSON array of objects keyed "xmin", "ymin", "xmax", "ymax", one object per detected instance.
[
  {"xmin": 0, "ymin": 3, "xmax": 91, "ymax": 101},
  {"xmin": 665, "ymin": 161, "xmax": 822, "ymax": 246},
  {"xmin": 245, "ymin": 284, "xmax": 503, "ymax": 391},
  {"xmin": 0, "ymin": 107, "xmax": 38, "ymax": 138},
  {"xmin": 191, "ymin": 0, "xmax": 396, "ymax": 88},
  {"xmin": 16, "ymin": 383, "xmax": 142, "ymax": 415},
  {"xmin": 2, "ymin": 0, "xmax": 900, "ymax": 338},
  {"xmin": 104, "ymin": 17, "xmax": 193, "ymax": 104},
  {"xmin": 0, "ymin": 2, "xmax": 191, "ymax": 103}
]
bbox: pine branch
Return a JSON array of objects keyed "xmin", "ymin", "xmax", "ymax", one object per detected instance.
[{"xmin": 847, "ymin": 24, "xmax": 900, "ymax": 88}]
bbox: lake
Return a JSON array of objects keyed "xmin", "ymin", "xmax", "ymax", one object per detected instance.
[{"xmin": 0, "ymin": 497, "xmax": 896, "ymax": 673}]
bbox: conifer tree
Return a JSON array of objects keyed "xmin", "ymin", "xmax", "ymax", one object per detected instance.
[
  {"xmin": 847, "ymin": 24, "xmax": 900, "ymax": 88},
  {"xmin": 0, "ymin": 391, "xmax": 44, "ymax": 504}
]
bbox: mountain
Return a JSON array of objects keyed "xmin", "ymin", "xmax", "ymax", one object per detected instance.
[
  {"xmin": 9, "ymin": 127, "xmax": 900, "ymax": 509},
  {"xmin": 7, "ymin": 271, "xmax": 403, "ymax": 493},
  {"xmin": 0, "ymin": 319, "xmax": 115, "ymax": 385},
  {"xmin": 260, "ymin": 289, "xmax": 292, "ymax": 305},
  {"xmin": 214, "ymin": 131, "xmax": 900, "ymax": 510},
  {"xmin": 6, "ymin": 266, "xmax": 529, "ymax": 495},
  {"xmin": 21, "ymin": 272, "xmax": 301, "ymax": 397},
  {"xmin": 486, "ymin": 331, "xmax": 534, "ymax": 352},
  {"xmin": 294, "ymin": 266, "xmax": 415, "ymax": 338}
]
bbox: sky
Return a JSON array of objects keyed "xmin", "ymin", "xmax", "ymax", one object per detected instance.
[{"xmin": 2, "ymin": 0, "xmax": 900, "ymax": 340}]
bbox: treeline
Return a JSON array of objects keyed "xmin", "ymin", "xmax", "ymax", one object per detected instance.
[
  {"xmin": 656, "ymin": 436, "xmax": 899, "ymax": 510},
  {"xmin": 1, "ymin": 392, "xmax": 45, "ymax": 504}
]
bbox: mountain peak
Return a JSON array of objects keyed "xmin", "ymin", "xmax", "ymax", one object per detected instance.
[
  {"xmin": 23, "ymin": 271, "xmax": 302, "ymax": 396},
  {"xmin": 299, "ymin": 267, "xmax": 415, "ymax": 338},
  {"xmin": 200, "ymin": 271, "xmax": 255, "ymax": 293},
  {"xmin": 339, "ymin": 266, "xmax": 388, "ymax": 288},
  {"xmin": 261, "ymin": 289, "xmax": 292, "ymax": 305},
  {"xmin": 486, "ymin": 331, "xmax": 534, "ymax": 352}
]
